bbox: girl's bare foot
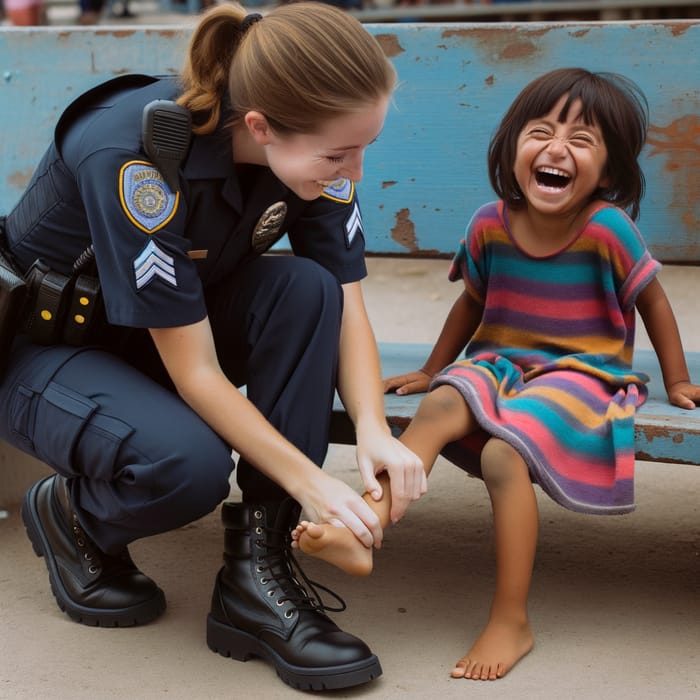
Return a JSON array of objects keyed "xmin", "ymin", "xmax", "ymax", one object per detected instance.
[
  {"xmin": 450, "ymin": 618, "xmax": 534, "ymax": 681},
  {"xmin": 291, "ymin": 520, "xmax": 373, "ymax": 576}
]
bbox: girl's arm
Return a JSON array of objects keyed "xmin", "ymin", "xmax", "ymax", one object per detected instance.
[
  {"xmin": 336, "ymin": 281, "xmax": 426, "ymax": 525},
  {"xmin": 383, "ymin": 287, "xmax": 483, "ymax": 395},
  {"xmin": 149, "ymin": 318, "xmax": 384, "ymax": 548},
  {"xmin": 635, "ymin": 277, "xmax": 700, "ymax": 409}
]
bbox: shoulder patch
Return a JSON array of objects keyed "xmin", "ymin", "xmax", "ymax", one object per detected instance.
[
  {"xmin": 321, "ymin": 178, "xmax": 354, "ymax": 204},
  {"xmin": 119, "ymin": 160, "xmax": 179, "ymax": 234}
]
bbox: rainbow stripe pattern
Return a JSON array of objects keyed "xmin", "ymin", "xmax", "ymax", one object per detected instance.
[{"xmin": 433, "ymin": 201, "xmax": 661, "ymax": 514}]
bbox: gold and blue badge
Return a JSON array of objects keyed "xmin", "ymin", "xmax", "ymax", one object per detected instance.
[
  {"xmin": 321, "ymin": 178, "xmax": 354, "ymax": 204},
  {"xmin": 119, "ymin": 160, "xmax": 179, "ymax": 233}
]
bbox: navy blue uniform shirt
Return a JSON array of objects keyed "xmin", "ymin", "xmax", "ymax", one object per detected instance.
[{"xmin": 6, "ymin": 75, "xmax": 367, "ymax": 330}]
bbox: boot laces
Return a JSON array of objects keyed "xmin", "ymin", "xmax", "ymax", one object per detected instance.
[
  {"xmin": 257, "ymin": 526, "xmax": 346, "ymax": 614},
  {"xmin": 71, "ymin": 513, "xmax": 102, "ymax": 576}
]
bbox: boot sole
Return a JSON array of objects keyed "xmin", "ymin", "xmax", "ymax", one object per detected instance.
[
  {"xmin": 21, "ymin": 477, "xmax": 166, "ymax": 627},
  {"xmin": 206, "ymin": 614, "xmax": 382, "ymax": 691}
]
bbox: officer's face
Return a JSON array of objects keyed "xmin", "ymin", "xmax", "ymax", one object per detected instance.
[{"xmin": 249, "ymin": 96, "xmax": 390, "ymax": 201}]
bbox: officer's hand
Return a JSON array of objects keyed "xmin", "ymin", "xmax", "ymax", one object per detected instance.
[
  {"xmin": 299, "ymin": 471, "xmax": 383, "ymax": 550},
  {"xmin": 356, "ymin": 424, "xmax": 426, "ymax": 526}
]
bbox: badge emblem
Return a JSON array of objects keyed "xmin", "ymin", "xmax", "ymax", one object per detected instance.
[
  {"xmin": 120, "ymin": 160, "xmax": 179, "ymax": 234},
  {"xmin": 251, "ymin": 201, "xmax": 288, "ymax": 253},
  {"xmin": 321, "ymin": 178, "xmax": 354, "ymax": 204}
]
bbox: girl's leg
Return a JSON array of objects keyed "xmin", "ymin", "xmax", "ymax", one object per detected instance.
[
  {"xmin": 451, "ymin": 438, "xmax": 537, "ymax": 681},
  {"xmin": 293, "ymin": 385, "xmax": 478, "ymax": 574}
]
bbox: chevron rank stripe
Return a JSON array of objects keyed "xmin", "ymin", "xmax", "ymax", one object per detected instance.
[
  {"xmin": 345, "ymin": 202, "xmax": 363, "ymax": 246},
  {"xmin": 133, "ymin": 239, "xmax": 177, "ymax": 290}
]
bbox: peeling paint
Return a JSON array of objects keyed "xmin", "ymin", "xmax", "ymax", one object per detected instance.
[
  {"xmin": 8, "ymin": 168, "xmax": 33, "ymax": 189},
  {"xmin": 391, "ymin": 208, "xmax": 417, "ymax": 251},
  {"xmin": 647, "ymin": 114, "xmax": 700, "ymax": 238},
  {"xmin": 667, "ymin": 22, "xmax": 694, "ymax": 37},
  {"xmin": 376, "ymin": 33, "xmax": 404, "ymax": 58}
]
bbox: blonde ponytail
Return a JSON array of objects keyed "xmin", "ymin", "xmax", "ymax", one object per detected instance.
[
  {"xmin": 177, "ymin": 4, "xmax": 246, "ymax": 134},
  {"xmin": 178, "ymin": 2, "xmax": 396, "ymax": 136}
]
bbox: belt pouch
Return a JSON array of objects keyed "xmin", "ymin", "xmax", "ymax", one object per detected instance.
[
  {"xmin": 0, "ymin": 247, "xmax": 28, "ymax": 376},
  {"xmin": 63, "ymin": 274, "xmax": 104, "ymax": 346},
  {"xmin": 26, "ymin": 268, "xmax": 73, "ymax": 345}
]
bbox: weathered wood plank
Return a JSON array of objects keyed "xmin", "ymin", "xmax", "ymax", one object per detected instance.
[
  {"xmin": 331, "ymin": 344, "xmax": 700, "ymax": 466},
  {"xmin": 1, "ymin": 22, "xmax": 699, "ymax": 261}
]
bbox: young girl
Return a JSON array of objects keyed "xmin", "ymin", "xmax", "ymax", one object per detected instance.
[
  {"xmin": 2, "ymin": 3, "xmax": 423, "ymax": 691},
  {"xmin": 292, "ymin": 68, "xmax": 700, "ymax": 680}
]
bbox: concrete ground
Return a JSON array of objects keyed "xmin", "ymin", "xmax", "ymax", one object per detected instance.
[
  {"xmin": 1, "ymin": 5, "xmax": 699, "ymax": 699},
  {"xmin": 1, "ymin": 259, "xmax": 698, "ymax": 700}
]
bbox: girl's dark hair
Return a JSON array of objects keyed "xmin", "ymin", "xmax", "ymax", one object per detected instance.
[{"xmin": 487, "ymin": 68, "xmax": 649, "ymax": 220}]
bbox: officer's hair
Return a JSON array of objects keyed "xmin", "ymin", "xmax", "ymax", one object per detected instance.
[{"xmin": 178, "ymin": 2, "xmax": 396, "ymax": 135}]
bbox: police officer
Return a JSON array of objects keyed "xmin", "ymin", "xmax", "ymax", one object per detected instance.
[{"xmin": 0, "ymin": 3, "xmax": 425, "ymax": 691}]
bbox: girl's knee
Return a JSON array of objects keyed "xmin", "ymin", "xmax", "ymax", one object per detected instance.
[
  {"xmin": 415, "ymin": 385, "xmax": 469, "ymax": 426},
  {"xmin": 481, "ymin": 439, "xmax": 528, "ymax": 488}
]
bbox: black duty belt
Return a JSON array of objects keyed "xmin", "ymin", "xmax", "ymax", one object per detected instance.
[{"xmin": 0, "ymin": 220, "xmax": 105, "ymax": 377}]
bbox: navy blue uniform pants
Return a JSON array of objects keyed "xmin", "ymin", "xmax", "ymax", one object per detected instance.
[{"xmin": 0, "ymin": 256, "xmax": 343, "ymax": 553}]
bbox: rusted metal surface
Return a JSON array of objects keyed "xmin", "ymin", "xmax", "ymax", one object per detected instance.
[
  {"xmin": 1, "ymin": 22, "xmax": 699, "ymax": 260},
  {"xmin": 332, "ymin": 343, "xmax": 700, "ymax": 466}
]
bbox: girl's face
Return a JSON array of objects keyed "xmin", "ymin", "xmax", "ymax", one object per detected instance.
[
  {"xmin": 247, "ymin": 96, "xmax": 390, "ymax": 201},
  {"xmin": 513, "ymin": 95, "xmax": 610, "ymax": 217}
]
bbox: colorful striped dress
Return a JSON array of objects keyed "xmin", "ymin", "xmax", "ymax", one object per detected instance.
[{"xmin": 432, "ymin": 200, "xmax": 661, "ymax": 514}]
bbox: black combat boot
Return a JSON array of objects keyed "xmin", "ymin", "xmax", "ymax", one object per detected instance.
[
  {"xmin": 207, "ymin": 500, "xmax": 382, "ymax": 691},
  {"xmin": 21, "ymin": 474, "xmax": 166, "ymax": 626}
]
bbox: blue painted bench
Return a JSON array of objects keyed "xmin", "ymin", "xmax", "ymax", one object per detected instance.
[{"xmin": 0, "ymin": 21, "xmax": 699, "ymax": 506}]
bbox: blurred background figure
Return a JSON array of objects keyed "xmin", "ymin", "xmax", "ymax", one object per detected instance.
[
  {"xmin": 3, "ymin": 0, "xmax": 45, "ymax": 25},
  {"xmin": 78, "ymin": 0, "xmax": 104, "ymax": 23},
  {"xmin": 109, "ymin": 0, "xmax": 136, "ymax": 18}
]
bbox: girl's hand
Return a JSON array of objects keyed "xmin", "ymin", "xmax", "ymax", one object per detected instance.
[
  {"xmin": 668, "ymin": 381, "xmax": 700, "ymax": 410},
  {"xmin": 383, "ymin": 369, "xmax": 432, "ymax": 396},
  {"xmin": 356, "ymin": 424, "xmax": 426, "ymax": 526}
]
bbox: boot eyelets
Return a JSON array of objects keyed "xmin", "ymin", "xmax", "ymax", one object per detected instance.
[
  {"xmin": 260, "ymin": 577, "xmax": 270, "ymax": 584},
  {"xmin": 255, "ymin": 527, "xmax": 263, "ymax": 535},
  {"xmin": 84, "ymin": 553, "xmax": 92, "ymax": 561},
  {"xmin": 267, "ymin": 589, "xmax": 275, "ymax": 597},
  {"xmin": 276, "ymin": 599, "xmax": 286, "ymax": 607},
  {"xmin": 88, "ymin": 565, "xmax": 98, "ymax": 574},
  {"xmin": 254, "ymin": 510, "xmax": 263, "ymax": 520},
  {"xmin": 76, "ymin": 538, "xmax": 85, "ymax": 547},
  {"xmin": 284, "ymin": 609, "xmax": 294, "ymax": 618}
]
